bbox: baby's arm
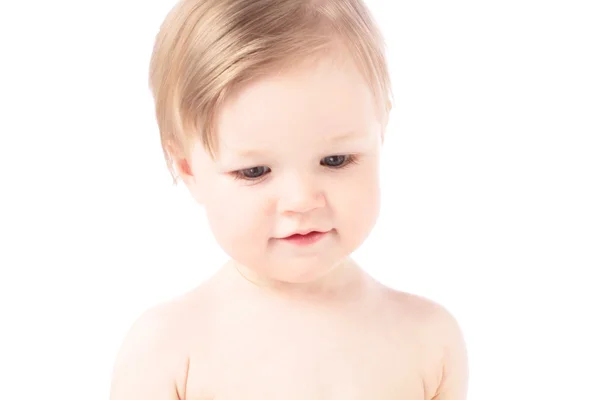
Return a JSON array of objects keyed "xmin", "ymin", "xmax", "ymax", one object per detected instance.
[
  {"xmin": 110, "ymin": 304, "xmax": 187, "ymax": 400},
  {"xmin": 430, "ymin": 305, "xmax": 469, "ymax": 400}
]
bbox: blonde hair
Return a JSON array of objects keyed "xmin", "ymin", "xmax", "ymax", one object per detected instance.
[{"xmin": 149, "ymin": 0, "xmax": 393, "ymax": 184}]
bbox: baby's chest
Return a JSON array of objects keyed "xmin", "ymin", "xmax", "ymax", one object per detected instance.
[{"xmin": 184, "ymin": 329, "xmax": 428, "ymax": 400}]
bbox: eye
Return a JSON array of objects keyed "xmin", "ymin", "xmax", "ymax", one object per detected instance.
[
  {"xmin": 321, "ymin": 155, "xmax": 355, "ymax": 168},
  {"xmin": 233, "ymin": 166, "xmax": 271, "ymax": 180}
]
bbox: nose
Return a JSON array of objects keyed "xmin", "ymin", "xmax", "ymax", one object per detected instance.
[{"xmin": 278, "ymin": 173, "xmax": 325, "ymax": 214}]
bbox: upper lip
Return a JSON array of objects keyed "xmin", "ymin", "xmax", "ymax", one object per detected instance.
[{"xmin": 282, "ymin": 229, "xmax": 329, "ymax": 238}]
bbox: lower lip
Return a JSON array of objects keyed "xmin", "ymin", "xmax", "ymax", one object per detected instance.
[{"xmin": 281, "ymin": 231, "xmax": 329, "ymax": 246}]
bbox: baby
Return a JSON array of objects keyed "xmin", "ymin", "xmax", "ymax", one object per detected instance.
[{"xmin": 110, "ymin": 0, "xmax": 469, "ymax": 399}]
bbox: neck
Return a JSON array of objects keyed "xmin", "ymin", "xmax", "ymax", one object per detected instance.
[{"xmin": 221, "ymin": 257, "xmax": 368, "ymax": 303}]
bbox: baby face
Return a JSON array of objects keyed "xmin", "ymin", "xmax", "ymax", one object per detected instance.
[{"xmin": 186, "ymin": 53, "xmax": 384, "ymax": 284}]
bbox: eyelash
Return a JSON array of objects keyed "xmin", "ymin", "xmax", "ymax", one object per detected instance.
[{"xmin": 231, "ymin": 154, "xmax": 359, "ymax": 182}]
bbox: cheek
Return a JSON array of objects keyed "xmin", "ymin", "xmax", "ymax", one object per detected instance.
[
  {"xmin": 352, "ymin": 176, "xmax": 381, "ymax": 224},
  {"xmin": 333, "ymin": 163, "xmax": 381, "ymax": 232},
  {"xmin": 203, "ymin": 180, "xmax": 273, "ymax": 248}
]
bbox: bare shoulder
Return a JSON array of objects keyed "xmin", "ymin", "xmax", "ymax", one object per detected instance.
[
  {"xmin": 379, "ymin": 287, "xmax": 469, "ymax": 400},
  {"xmin": 109, "ymin": 290, "xmax": 208, "ymax": 400},
  {"xmin": 387, "ymin": 289, "xmax": 463, "ymax": 336}
]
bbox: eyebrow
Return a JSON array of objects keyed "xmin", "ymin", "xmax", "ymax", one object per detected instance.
[
  {"xmin": 230, "ymin": 131, "xmax": 363, "ymax": 158},
  {"xmin": 232, "ymin": 150, "xmax": 263, "ymax": 159},
  {"xmin": 328, "ymin": 130, "xmax": 362, "ymax": 143}
]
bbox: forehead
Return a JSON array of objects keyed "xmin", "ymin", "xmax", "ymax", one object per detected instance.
[{"xmin": 214, "ymin": 55, "xmax": 380, "ymax": 154}]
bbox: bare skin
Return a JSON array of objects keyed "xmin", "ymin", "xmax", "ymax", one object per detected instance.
[{"xmin": 110, "ymin": 259, "xmax": 468, "ymax": 400}]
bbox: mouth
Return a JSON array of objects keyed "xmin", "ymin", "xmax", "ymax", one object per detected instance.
[{"xmin": 280, "ymin": 230, "xmax": 331, "ymax": 246}]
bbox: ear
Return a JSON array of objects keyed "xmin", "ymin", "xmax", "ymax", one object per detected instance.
[
  {"xmin": 380, "ymin": 118, "xmax": 388, "ymax": 145},
  {"xmin": 167, "ymin": 143, "xmax": 205, "ymax": 205},
  {"xmin": 380, "ymin": 100, "xmax": 392, "ymax": 144}
]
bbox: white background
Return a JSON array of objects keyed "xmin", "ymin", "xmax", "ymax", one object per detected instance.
[{"xmin": 1, "ymin": 0, "xmax": 598, "ymax": 399}]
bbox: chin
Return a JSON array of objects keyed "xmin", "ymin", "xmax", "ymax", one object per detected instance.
[{"xmin": 268, "ymin": 255, "xmax": 349, "ymax": 284}]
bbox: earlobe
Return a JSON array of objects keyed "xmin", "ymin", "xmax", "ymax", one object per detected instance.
[
  {"xmin": 381, "ymin": 105, "xmax": 391, "ymax": 144},
  {"xmin": 176, "ymin": 158, "xmax": 194, "ymax": 180},
  {"xmin": 166, "ymin": 139, "xmax": 207, "ymax": 206},
  {"xmin": 167, "ymin": 142, "xmax": 196, "ymax": 183},
  {"xmin": 176, "ymin": 158, "xmax": 207, "ymax": 206}
]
